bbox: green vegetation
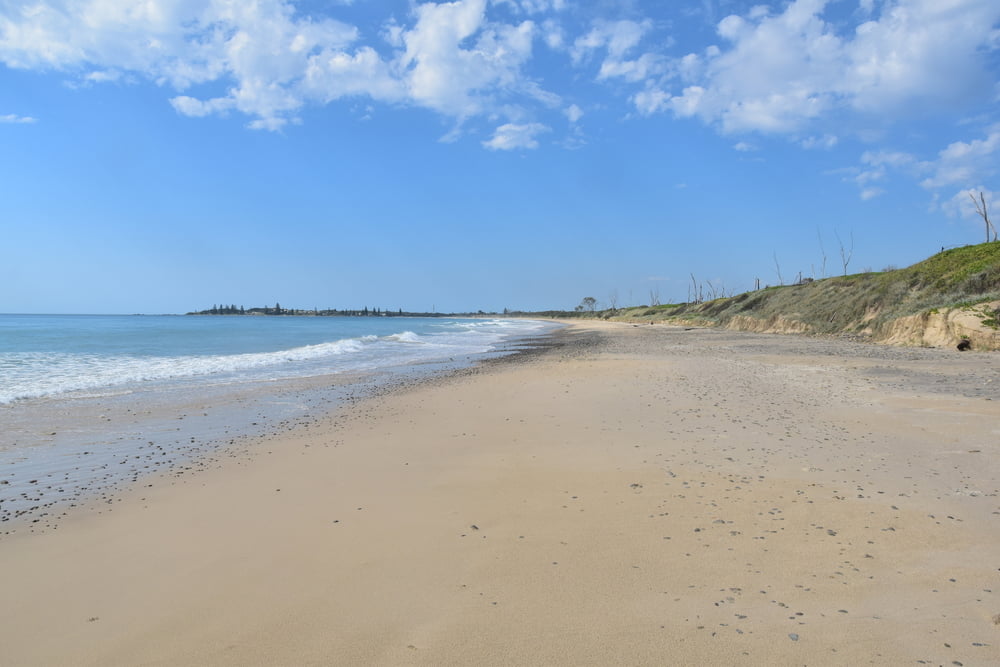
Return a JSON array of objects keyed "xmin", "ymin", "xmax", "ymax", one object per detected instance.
[
  {"xmin": 188, "ymin": 303, "xmax": 454, "ymax": 317},
  {"xmin": 186, "ymin": 244, "xmax": 1000, "ymax": 348},
  {"xmin": 558, "ymin": 243, "xmax": 1000, "ymax": 348}
]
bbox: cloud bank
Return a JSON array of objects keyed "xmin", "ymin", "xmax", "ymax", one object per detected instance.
[{"xmin": 1, "ymin": 0, "xmax": 998, "ymax": 202}]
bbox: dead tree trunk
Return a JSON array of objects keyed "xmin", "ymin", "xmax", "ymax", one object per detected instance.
[{"xmin": 970, "ymin": 191, "xmax": 998, "ymax": 243}]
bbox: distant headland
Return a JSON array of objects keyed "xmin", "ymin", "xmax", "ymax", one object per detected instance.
[{"xmin": 186, "ymin": 304, "xmax": 507, "ymax": 318}]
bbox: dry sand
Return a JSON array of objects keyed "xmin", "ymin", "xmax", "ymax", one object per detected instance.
[{"xmin": 2, "ymin": 322, "xmax": 999, "ymax": 666}]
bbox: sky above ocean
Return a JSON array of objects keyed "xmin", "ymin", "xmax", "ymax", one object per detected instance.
[{"xmin": 2, "ymin": 0, "xmax": 999, "ymax": 314}]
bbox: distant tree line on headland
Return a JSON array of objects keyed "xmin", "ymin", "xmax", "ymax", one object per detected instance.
[{"xmin": 187, "ymin": 303, "xmax": 504, "ymax": 317}]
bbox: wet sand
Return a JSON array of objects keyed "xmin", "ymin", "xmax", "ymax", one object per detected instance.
[{"xmin": 2, "ymin": 322, "xmax": 999, "ymax": 665}]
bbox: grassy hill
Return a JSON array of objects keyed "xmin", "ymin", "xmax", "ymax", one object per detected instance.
[{"xmin": 561, "ymin": 243, "xmax": 1000, "ymax": 350}]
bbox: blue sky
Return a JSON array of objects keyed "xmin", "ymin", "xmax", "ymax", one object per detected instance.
[{"xmin": 2, "ymin": 0, "xmax": 999, "ymax": 314}]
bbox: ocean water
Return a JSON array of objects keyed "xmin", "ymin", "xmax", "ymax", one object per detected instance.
[
  {"xmin": 0, "ymin": 314, "xmax": 557, "ymax": 529},
  {"xmin": 0, "ymin": 314, "xmax": 555, "ymax": 404}
]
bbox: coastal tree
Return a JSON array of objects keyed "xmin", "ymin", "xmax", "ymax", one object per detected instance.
[
  {"xmin": 579, "ymin": 296, "xmax": 597, "ymax": 312},
  {"xmin": 836, "ymin": 230, "xmax": 854, "ymax": 276},
  {"xmin": 817, "ymin": 228, "xmax": 828, "ymax": 278},
  {"xmin": 772, "ymin": 252, "xmax": 784, "ymax": 286},
  {"xmin": 689, "ymin": 274, "xmax": 703, "ymax": 304},
  {"xmin": 970, "ymin": 190, "xmax": 998, "ymax": 242}
]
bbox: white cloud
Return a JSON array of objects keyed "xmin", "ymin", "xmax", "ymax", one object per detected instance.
[
  {"xmin": 669, "ymin": 85, "xmax": 705, "ymax": 118},
  {"xmin": 642, "ymin": 0, "xmax": 1000, "ymax": 135},
  {"xmin": 940, "ymin": 187, "xmax": 997, "ymax": 229},
  {"xmin": 398, "ymin": 0, "xmax": 537, "ymax": 119},
  {"xmin": 632, "ymin": 86, "xmax": 671, "ymax": 115},
  {"xmin": 539, "ymin": 18, "xmax": 564, "ymax": 49},
  {"xmin": 564, "ymin": 103, "xmax": 583, "ymax": 123},
  {"xmin": 920, "ymin": 129, "xmax": 1000, "ymax": 189},
  {"xmin": 845, "ymin": 127, "xmax": 1000, "ymax": 200},
  {"xmin": 169, "ymin": 95, "xmax": 234, "ymax": 117},
  {"xmin": 861, "ymin": 149, "xmax": 920, "ymax": 170},
  {"xmin": 662, "ymin": 0, "xmax": 842, "ymax": 133},
  {"xmin": 0, "ymin": 0, "xmax": 363, "ymax": 128},
  {"xmin": 570, "ymin": 19, "xmax": 663, "ymax": 83},
  {"xmin": 482, "ymin": 122, "xmax": 549, "ymax": 150},
  {"xmin": 84, "ymin": 69, "xmax": 124, "ymax": 83},
  {"xmin": 733, "ymin": 141, "xmax": 756, "ymax": 152},
  {"xmin": 2, "ymin": 0, "xmax": 996, "ymax": 160},
  {"xmin": 800, "ymin": 134, "xmax": 838, "ymax": 149},
  {"xmin": 302, "ymin": 47, "xmax": 404, "ymax": 104},
  {"xmin": 0, "ymin": 0, "xmax": 553, "ymax": 135},
  {"xmin": 0, "ymin": 113, "xmax": 37, "ymax": 123},
  {"xmin": 845, "ymin": 1, "xmax": 1000, "ymax": 113},
  {"xmin": 844, "ymin": 147, "xmax": 924, "ymax": 198},
  {"xmin": 676, "ymin": 52, "xmax": 704, "ymax": 83},
  {"xmin": 495, "ymin": 0, "xmax": 567, "ymax": 14},
  {"xmin": 598, "ymin": 52, "xmax": 662, "ymax": 83}
]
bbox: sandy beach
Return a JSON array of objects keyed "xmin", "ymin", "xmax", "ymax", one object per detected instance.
[{"xmin": 2, "ymin": 321, "xmax": 999, "ymax": 666}]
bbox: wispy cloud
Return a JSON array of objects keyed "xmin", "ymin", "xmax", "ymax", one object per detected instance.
[
  {"xmin": 482, "ymin": 122, "xmax": 550, "ymax": 150},
  {"xmin": 920, "ymin": 129, "xmax": 1000, "ymax": 190},
  {"xmin": 0, "ymin": 113, "xmax": 37, "ymax": 124},
  {"xmin": 939, "ymin": 187, "xmax": 996, "ymax": 223},
  {"xmin": 570, "ymin": 19, "xmax": 663, "ymax": 83},
  {"xmin": 843, "ymin": 126, "xmax": 1000, "ymax": 204}
]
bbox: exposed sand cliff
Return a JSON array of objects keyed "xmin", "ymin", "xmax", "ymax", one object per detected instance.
[{"xmin": 708, "ymin": 300, "xmax": 1000, "ymax": 350}]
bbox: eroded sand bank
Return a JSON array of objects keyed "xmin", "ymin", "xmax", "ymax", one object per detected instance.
[{"xmin": 2, "ymin": 322, "xmax": 999, "ymax": 665}]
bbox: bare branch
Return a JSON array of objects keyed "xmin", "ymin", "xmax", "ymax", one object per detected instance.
[
  {"xmin": 970, "ymin": 191, "xmax": 998, "ymax": 243},
  {"xmin": 817, "ymin": 228, "xmax": 827, "ymax": 278},
  {"xmin": 835, "ymin": 230, "xmax": 854, "ymax": 276}
]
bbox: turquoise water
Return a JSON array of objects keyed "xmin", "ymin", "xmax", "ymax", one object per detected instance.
[
  {"xmin": 0, "ymin": 314, "xmax": 552, "ymax": 404},
  {"xmin": 0, "ymin": 314, "xmax": 557, "ymax": 530}
]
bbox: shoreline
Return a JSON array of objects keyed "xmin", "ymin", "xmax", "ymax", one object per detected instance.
[
  {"xmin": 1, "ymin": 322, "xmax": 557, "ymax": 533},
  {"xmin": 2, "ymin": 322, "xmax": 999, "ymax": 665}
]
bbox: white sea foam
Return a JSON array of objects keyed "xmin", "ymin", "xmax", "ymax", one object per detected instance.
[
  {"xmin": 0, "ymin": 316, "xmax": 559, "ymax": 528},
  {"xmin": 0, "ymin": 318, "xmax": 554, "ymax": 404},
  {"xmin": 386, "ymin": 331, "xmax": 422, "ymax": 343},
  {"xmin": 0, "ymin": 337, "xmax": 372, "ymax": 404}
]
